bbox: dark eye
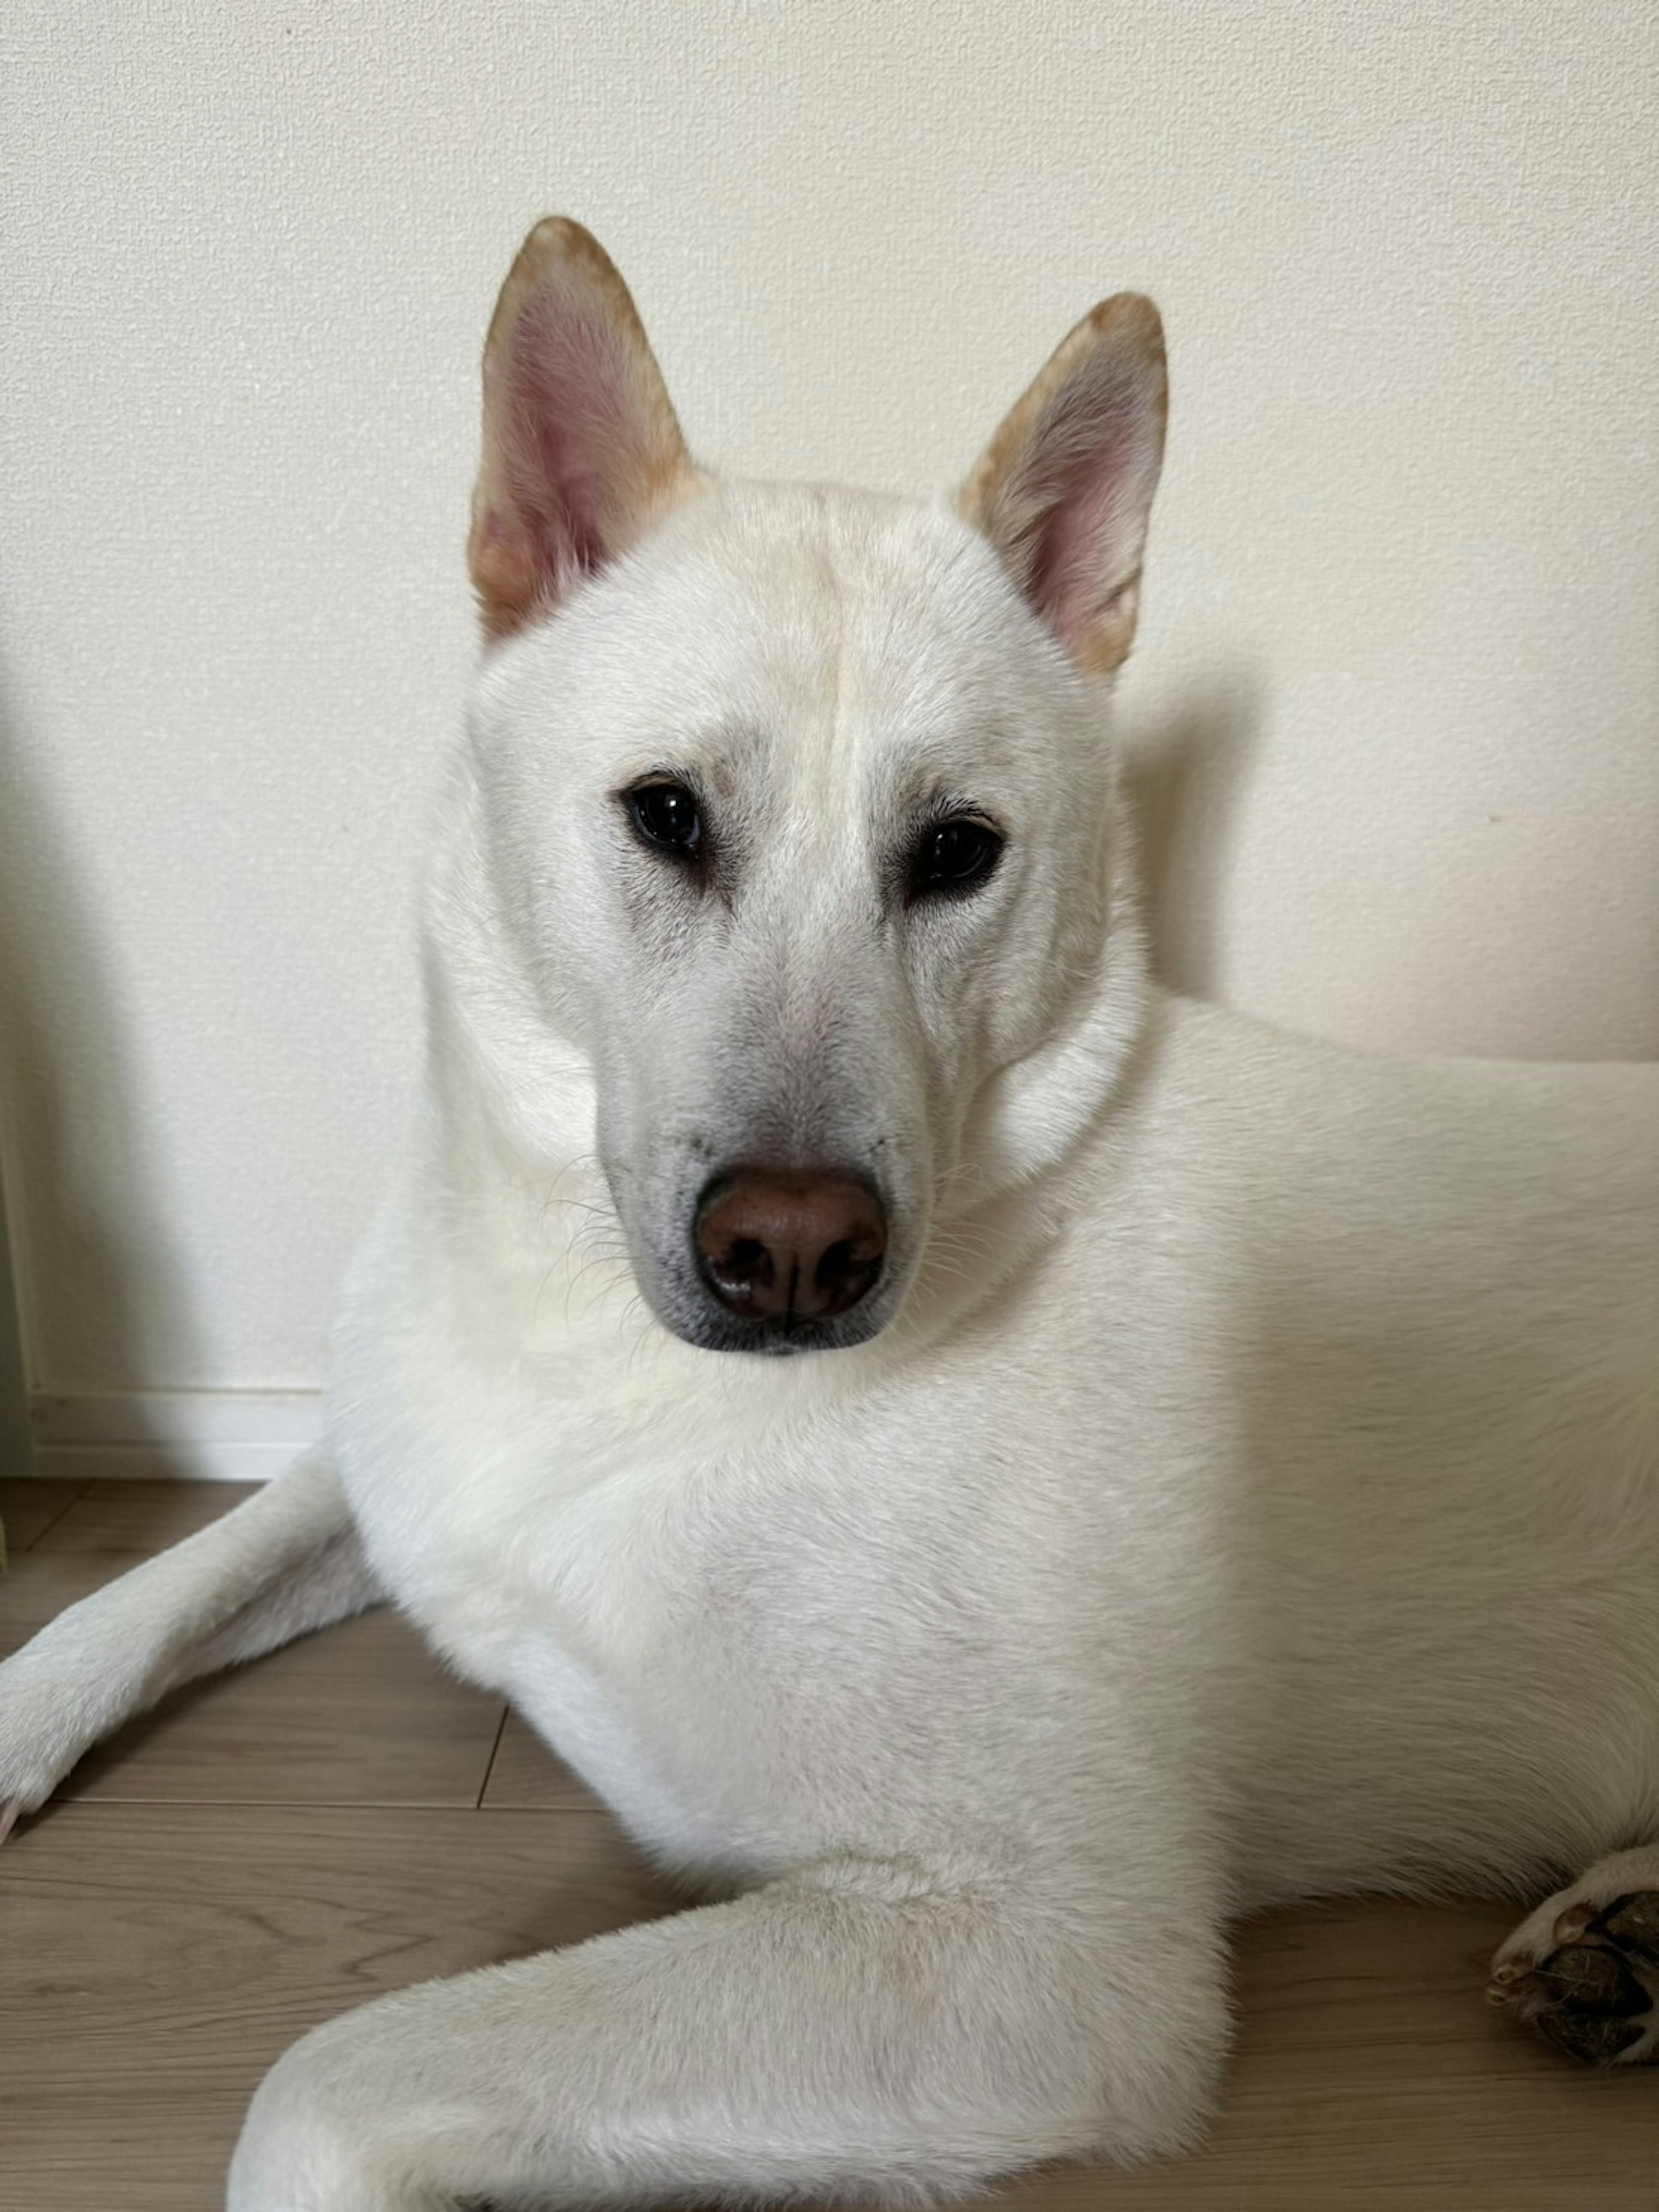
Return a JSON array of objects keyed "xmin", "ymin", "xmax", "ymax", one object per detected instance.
[
  {"xmin": 627, "ymin": 780, "xmax": 702, "ymax": 859},
  {"xmin": 910, "ymin": 816, "xmax": 1004, "ymax": 899}
]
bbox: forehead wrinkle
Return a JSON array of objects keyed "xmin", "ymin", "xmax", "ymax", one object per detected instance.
[
  {"xmin": 765, "ymin": 528, "xmax": 1022, "ymax": 872},
  {"xmin": 715, "ymin": 519, "xmax": 866, "ymax": 841}
]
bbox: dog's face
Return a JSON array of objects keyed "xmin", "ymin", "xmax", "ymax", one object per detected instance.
[{"xmin": 448, "ymin": 222, "xmax": 1165, "ymax": 1356}]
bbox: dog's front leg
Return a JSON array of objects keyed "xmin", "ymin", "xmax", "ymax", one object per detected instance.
[
  {"xmin": 229, "ymin": 1851, "xmax": 1227, "ymax": 2210},
  {"xmin": 0, "ymin": 1448, "xmax": 376, "ymax": 1833}
]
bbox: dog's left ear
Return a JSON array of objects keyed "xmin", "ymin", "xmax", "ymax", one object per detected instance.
[
  {"xmin": 959, "ymin": 296, "xmax": 1166, "ymax": 676},
  {"xmin": 469, "ymin": 219, "xmax": 697, "ymax": 642}
]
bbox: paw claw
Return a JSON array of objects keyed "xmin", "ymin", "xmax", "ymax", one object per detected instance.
[
  {"xmin": 1552, "ymin": 1901, "xmax": 1597, "ymax": 1947},
  {"xmin": 1487, "ymin": 1967, "xmax": 1546, "ymax": 2012},
  {"xmin": 0, "ymin": 1798, "xmax": 22, "ymax": 1847}
]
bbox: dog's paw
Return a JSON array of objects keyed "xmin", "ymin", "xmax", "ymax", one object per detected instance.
[
  {"xmin": 0, "ymin": 1637, "xmax": 101, "ymax": 1841},
  {"xmin": 1487, "ymin": 1848, "xmax": 1659, "ymax": 2065}
]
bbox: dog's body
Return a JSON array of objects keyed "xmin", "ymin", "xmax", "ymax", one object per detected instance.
[
  {"xmin": 3, "ymin": 223, "xmax": 1656, "ymax": 2208},
  {"xmin": 347, "ymin": 986, "xmax": 1659, "ymax": 1916}
]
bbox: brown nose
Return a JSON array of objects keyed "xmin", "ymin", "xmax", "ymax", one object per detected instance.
[{"xmin": 694, "ymin": 1170, "xmax": 887, "ymax": 1326}]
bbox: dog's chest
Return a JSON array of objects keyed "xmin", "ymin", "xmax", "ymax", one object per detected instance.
[
  {"xmin": 423, "ymin": 1470, "xmax": 745, "ymax": 1855},
  {"xmin": 348, "ymin": 1365, "xmax": 1055, "ymax": 1878}
]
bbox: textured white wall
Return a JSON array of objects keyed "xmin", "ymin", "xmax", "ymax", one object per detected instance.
[{"xmin": 0, "ymin": 0, "xmax": 1654, "ymax": 1397}]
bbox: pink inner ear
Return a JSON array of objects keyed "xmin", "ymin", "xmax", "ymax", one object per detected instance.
[
  {"xmin": 1027, "ymin": 442, "xmax": 1134, "ymax": 650},
  {"xmin": 501, "ymin": 301, "xmax": 639, "ymax": 597},
  {"xmin": 1012, "ymin": 343, "xmax": 1156, "ymax": 656}
]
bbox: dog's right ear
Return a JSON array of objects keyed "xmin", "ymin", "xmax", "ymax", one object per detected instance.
[{"xmin": 468, "ymin": 219, "xmax": 697, "ymax": 642}]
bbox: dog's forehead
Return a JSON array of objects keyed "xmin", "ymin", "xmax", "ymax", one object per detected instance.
[
  {"xmin": 480, "ymin": 480, "xmax": 1049, "ymax": 778},
  {"xmin": 643, "ymin": 484, "xmax": 1033, "ymax": 710}
]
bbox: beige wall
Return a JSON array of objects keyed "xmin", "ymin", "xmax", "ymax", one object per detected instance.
[{"xmin": 1, "ymin": 0, "xmax": 1654, "ymax": 1400}]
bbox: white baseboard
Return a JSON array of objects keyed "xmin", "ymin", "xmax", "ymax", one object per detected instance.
[{"xmin": 25, "ymin": 1391, "xmax": 324, "ymax": 1483}]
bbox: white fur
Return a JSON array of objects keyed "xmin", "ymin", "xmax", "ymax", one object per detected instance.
[{"xmin": 3, "ymin": 335, "xmax": 1656, "ymax": 2212}]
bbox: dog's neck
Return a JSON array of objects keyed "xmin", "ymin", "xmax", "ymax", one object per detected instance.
[{"xmin": 947, "ymin": 820, "xmax": 1152, "ymax": 1213}]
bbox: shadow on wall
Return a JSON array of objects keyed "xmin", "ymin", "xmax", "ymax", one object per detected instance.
[
  {"xmin": 1119, "ymin": 670, "xmax": 1264, "ymax": 1005},
  {"xmin": 0, "ymin": 1165, "xmax": 26, "ymax": 1478},
  {"xmin": 0, "ymin": 662, "xmax": 203, "ymax": 1429}
]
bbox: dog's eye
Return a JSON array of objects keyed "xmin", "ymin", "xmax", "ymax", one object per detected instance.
[
  {"xmin": 910, "ymin": 817, "xmax": 1003, "ymax": 898},
  {"xmin": 627, "ymin": 781, "xmax": 702, "ymax": 859}
]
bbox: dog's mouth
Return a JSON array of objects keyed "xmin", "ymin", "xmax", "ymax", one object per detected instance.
[{"xmin": 671, "ymin": 1300, "xmax": 891, "ymax": 1357}]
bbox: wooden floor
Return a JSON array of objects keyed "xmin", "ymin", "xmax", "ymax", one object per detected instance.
[{"xmin": 1, "ymin": 1480, "xmax": 1654, "ymax": 2210}]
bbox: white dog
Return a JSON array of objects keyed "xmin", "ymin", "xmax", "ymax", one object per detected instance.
[{"xmin": 3, "ymin": 220, "xmax": 1656, "ymax": 2210}]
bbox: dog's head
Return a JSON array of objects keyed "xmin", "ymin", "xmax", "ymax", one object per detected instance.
[{"xmin": 438, "ymin": 220, "xmax": 1165, "ymax": 1357}]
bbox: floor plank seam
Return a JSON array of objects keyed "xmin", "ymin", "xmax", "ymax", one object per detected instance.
[
  {"xmin": 21, "ymin": 1478, "xmax": 93, "ymax": 1551},
  {"xmin": 25, "ymin": 1798, "xmax": 610, "ymax": 1819},
  {"xmin": 474, "ymin": 1703, "xmax": 512, "ymax": 1808}
]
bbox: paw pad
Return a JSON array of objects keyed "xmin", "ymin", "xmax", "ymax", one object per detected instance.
[{"xmin": 1488, "ymin": 1891, "xmax": 1659, "ymax": 2066}]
